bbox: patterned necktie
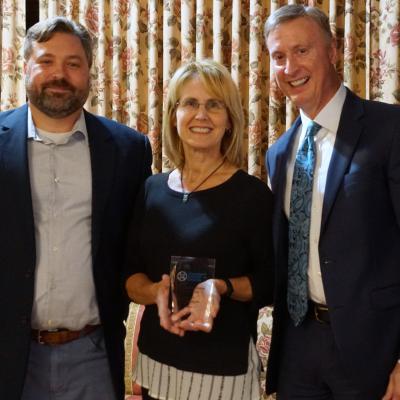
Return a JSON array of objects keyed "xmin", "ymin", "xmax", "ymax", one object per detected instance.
[{"xmin": 288, "ymin": 121, "xmax": 321, "ymax": 326}]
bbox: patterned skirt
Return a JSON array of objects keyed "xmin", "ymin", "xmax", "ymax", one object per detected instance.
[{"xmin": 133, "ymin": 340, "xmax": 261, "ymax": 400}]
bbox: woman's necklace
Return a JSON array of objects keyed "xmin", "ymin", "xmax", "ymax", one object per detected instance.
[{"xmin": 180, "ymin": 158, "xmax": 226, "ymax": 203}]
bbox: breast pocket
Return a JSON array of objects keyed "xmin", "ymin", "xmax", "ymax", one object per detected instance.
[
  {"xmin": 371, "ymin": 284, "xmax": 400, "ymax": 310},
  {"xmin": 342, "ymin": 168, "xmax": 385, "ymax": 196}
]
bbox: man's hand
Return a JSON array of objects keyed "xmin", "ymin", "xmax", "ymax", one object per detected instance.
[
  {"xmin": 156, "ymin": 274, "xmax": 184, "ymax": 336},
  {"xmin": 383, "ymin": 362, "xmax": 400, "ymax": 400}
]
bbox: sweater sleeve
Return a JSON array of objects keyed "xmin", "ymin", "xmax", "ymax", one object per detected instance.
[{"xmin": 245, "ymin": 183, "xmax": 275, "ymax": 309}]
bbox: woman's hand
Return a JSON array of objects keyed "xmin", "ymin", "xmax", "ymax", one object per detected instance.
[
  {"xmin": 172, "ymin": 279, "xmax": 221, "ymax": 333},
  {"xmin": 156, "ymin": 274, "xmax": 185, "ymax": 336},
  {"xmin": 126, "ymin": 272, "xmax": 185, "ymax": 336}
]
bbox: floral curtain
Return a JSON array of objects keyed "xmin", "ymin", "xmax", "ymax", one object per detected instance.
[
  {"xmin": 0, "ymin": 0, "xmax": 25, "ymax": 110},
  {"xmin": 38, "ymin": 0, "xmax": 270, "ymax": 175},
  {"xmin": 36, "ymin": 0, "xmax": 400, "ymax": 176},
  {"xmin": 1, "ymin": 0, "xmax": 399, "ymax": 170}
]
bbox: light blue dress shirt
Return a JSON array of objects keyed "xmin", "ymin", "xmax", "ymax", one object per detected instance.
[{"xmin": 27, "ymin": 108, "xmax": 100, "ymax": 330}]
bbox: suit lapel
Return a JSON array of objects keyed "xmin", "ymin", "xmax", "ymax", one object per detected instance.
[
  {"xmin": 320, "ymin": 90, "xmax": 364, "ymax": 232},
  {"xmin": 273, "ymin": 117, "xmax": 302, "ymax": 209},
  {"xmin": 268, "ymin": 118, "xmax": 301, "ymax": 258},
  {"xmin": 0, "ymin": 105, "xmax": 29, "ymax": 170},
  {"xmin": 85, "ymin": 111, "xmax": 116, "ymax": 259},
  {"xmin": 0, "ymin": 105, "xmax": 31, "ymax": 199},
  {"xmin": 0, "ymin": 105, "xmax": 36, "ymax": 241}
]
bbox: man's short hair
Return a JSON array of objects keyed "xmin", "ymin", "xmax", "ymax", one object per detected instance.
[
  {"xmin": 24, "ymin": 16, "xmax": 93, "ymax": 68},
  {"xmin": 264, "ymin": 4, "xmax": 333, "ymax": 44}
]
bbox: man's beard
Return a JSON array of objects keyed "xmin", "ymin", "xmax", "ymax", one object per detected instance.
[{"xmin": 26, "ymin": 77, "xmax": 90, "ymax": 118}]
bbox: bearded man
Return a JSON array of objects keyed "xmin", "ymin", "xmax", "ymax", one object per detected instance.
[{"xmin": 0, "ymin": 17, "xmax": 152, "ymax": 400}]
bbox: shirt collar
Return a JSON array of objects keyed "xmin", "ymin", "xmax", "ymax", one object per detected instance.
[
  {"xmin": 27, "ymin": 107, "xmax": 89, "ymax": 144},
  {"xmin": 300, "ymin": 84, "xmax": 347, "ymax": 135}
]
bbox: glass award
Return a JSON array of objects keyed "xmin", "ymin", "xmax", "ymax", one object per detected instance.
[{"xmin": 169, "ymin": 256, "xmax": 216, "ymax": 313}]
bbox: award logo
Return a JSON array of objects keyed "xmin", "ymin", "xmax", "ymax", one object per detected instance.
[{"xmin": 170, "ymin": 256, "xmax": 216, "ymax": 312}]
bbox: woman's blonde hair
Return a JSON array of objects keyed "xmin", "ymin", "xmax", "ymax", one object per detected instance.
[{"xmin": 163, "ymin": 59, "xmax": 244, "ymax": 169}]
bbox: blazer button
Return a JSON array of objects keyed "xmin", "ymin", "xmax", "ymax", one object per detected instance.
[
  {"xmin": 20, "ymin": 316, "xmax": 29, "ymax": 326},
  {"xmin": 323, "ymin": 259, "xmax": 332, "ymax": 265},
  {"xmin": 25, "ymin": 270, "xmax": 33, "ymax": 279}
]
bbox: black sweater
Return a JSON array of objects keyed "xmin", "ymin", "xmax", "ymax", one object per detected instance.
[{"xmin": 125, "ymin": 170, "xmax": 274, "ymax": 375}]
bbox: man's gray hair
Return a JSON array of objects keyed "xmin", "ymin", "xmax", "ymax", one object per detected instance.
[
  {"xmin": 264, "ymin": 4, "xmax": 333, "ymax": 43},
  {"xmin": 24, "ymin": 16, "xmax": 93, "ymax": 67}
]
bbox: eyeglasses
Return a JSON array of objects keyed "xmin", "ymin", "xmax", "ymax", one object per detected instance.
[{"xmin": 176, "ymin": 98, "xmax": 226, "ymax": 114}]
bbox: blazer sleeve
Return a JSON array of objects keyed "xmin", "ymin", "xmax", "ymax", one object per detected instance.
[
  {"xmin": 388, "ymin": 121, "xmax": 400, "ymax": 228},
  {"xmin": 123, "ymin": 181, "xmax": 148, "ymax": 282}
]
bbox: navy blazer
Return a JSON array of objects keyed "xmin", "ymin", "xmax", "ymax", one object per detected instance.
[
  {"xmin": 0, "ymin": 105, "xmax": 152, "ymax": 400},
  {"xmin": 265, "ymin": 89, "xmax": 400, "ymax": 395}
]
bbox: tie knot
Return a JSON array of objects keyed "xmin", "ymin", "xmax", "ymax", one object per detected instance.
[{"xmin": 306, "ymin": 121, "xmax": 321, "ymax": 138}]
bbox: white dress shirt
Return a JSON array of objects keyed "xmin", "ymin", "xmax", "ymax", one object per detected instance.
[{"xmin": 284, "ymin": 85, "xmax": 347, "ymax": 304}]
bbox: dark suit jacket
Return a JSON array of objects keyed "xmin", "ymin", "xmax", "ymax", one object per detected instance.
[
  {"xmin": 0, "ymin": 104, "xmax": 152, "ymax": 400},
  {"xmin": 265, "ymin": 89, "xmax": 400, "ymax": 395}
]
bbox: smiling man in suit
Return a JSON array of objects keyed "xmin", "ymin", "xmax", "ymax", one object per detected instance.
[
  {"xmin": 264, "ymin": 5, "xmax": 400, "ymax": 400},
  {"xmin": 0, "ymin": 17, "xmax": 152, "ymax": 400}
]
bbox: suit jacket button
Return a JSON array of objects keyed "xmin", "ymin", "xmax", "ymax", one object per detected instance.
[{"xmin": 20, "ymin": 316, "xmax": 28, "ymax": 326}]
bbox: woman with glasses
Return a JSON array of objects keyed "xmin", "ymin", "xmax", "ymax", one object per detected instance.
[{"xmin": 124, "ymin": 59, "xmax": 274, "ymax": 400}]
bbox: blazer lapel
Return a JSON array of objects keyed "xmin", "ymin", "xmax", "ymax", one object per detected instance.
[
  {"xmin": 268, "ymin": 118, "xmax": 301, "ymax": 257},
  {"xmin": 320, "ymin": 89, "xmax": 364, "ymax": 232},
  {"xmin": 273, "ymin": 117, "xmax": 302, "ymax": 209},
  {"xmin": 0, "ymin": 105, "xmax": 36, "ymax": 240},
  {"xmin": 0, "ymin": 105, "xmax": 29, "ymax": 170},
  {"xmin": 0, "ymin": 105, "xmax": 31, "ymax": 198},
  {"xmin": 85, "ymin": 111, "xmax": 116, "ymax": 259}
]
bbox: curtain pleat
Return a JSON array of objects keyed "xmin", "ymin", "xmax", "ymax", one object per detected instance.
[
  {"xmin": 147, "ymin": 0, "xmax": 162, "ymax": 171},
  {"xmin": 248, "ymin": 0, "xmax": 266, "ymax": 176},
  {"xmin": 0, "ymin": 0, "xmax": 25, "ymax": 110},
  {"xmin": 372, "ymin": 0, "xmax": 400, "ymax": 102},
  {"xmin": 231, "ymin": 0, "xmax": 241, "ymax": 87},
  {"xmin": 212, "ymin": 0, "xmax": 223, "ymax": 62}
]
